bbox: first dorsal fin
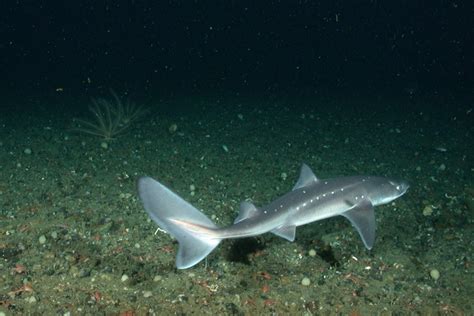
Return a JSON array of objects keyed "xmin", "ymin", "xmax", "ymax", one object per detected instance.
[
  {"xmin": 293, "ymin": 163, "xmax": 319, "ymax": 190},
  {"xmin": 234, "ymin": 201, "xmax": 259, "ymax": 224}
]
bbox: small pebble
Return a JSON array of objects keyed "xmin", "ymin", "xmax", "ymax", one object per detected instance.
[
  {"xmin": 51, "ymin": 231, "xmax": 58, "ymax": 239},
  {"xmin": 301, "ymin": 277, "xmax": 311, "ymax": 286},
  {"xmin": 79, "ymin": 268, "xmax": 91, "ymax": 278},
  {"xmin": 153, "ymin": 275, "xmax": 162, "ymax": 282},
  {"xmin": 38, "ymin": 235, "xmax": 47, "ymax": 244},
  {"xmin": 308, "ymin": 249, "xmax": 316, "ymax": 257},
  {"xmin": 422, "ymin": 206, "xmax": 433, "ymax": 216},
  {"xmin": 281, "ymin": 172, "xmax": 287, "ymax": 181},
  {"xmin": 143, "ymin": 290, "xmax": 153, "ymax": 298},
  {"xmin": 24, "ymin": 148, "xmax": 32, "ymax": 155},
  {"xmin": 27, "ymin": 296, "xmax": 37, "ymax": 303},
  {"xmin": 119, "ymin": 193, "xmax": 132, "ymax": 199},
  {"xmin": 430, "ymin": 269, "xmax": 440, "ymax": 280},
  {"xmin": 169, "ymin": 123, "xmax": 178, "ymax": 133},
  {"xmin": 121, "ymin": 274, "xmax": 129, "ymax": 282}
]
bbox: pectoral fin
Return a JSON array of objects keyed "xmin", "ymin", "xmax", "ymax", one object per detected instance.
[{"xmin": 341, "ymin": 199, "xmax": 375, "ymax": 249}]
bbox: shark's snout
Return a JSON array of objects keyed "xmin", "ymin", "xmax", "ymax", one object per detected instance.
[
  {"xmin": 392, "ymin": 179, "xmax": 410, "ymax": 196},
  {"xmin": 400, "ymin": 181, "xmax": 410, "ymax": 194}
]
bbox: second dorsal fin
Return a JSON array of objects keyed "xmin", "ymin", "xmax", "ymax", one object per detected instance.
[{"xmin": 233, "ymin": 201, "xmax": 259, "ymax": 224}]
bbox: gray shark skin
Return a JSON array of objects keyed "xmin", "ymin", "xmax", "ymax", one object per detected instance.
[{"xmin": 138, "ymin": 164, "xmax": 409, "ymax": 269}]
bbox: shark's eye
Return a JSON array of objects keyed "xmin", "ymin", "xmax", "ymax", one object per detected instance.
[{"xmin": 396, "ymin": 185, "xmax": 401, "ymax": 190}]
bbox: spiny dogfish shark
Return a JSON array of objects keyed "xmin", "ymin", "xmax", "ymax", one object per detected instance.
[{"xmin": 138, "ymin": 163, "xmax": 409, "ymax": 269}]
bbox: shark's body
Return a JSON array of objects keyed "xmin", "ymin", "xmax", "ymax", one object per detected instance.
[{"xmin": 138, "ymin": 164, "xmax": 409, "ymax": 269}]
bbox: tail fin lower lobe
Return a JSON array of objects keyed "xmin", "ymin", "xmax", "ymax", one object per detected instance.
[{"xmin": 138, "ymin": 177, "xmax": 221, "ymax": 269}]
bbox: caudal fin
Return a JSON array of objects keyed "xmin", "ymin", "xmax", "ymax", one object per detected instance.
[{"xmin": 138, "ymin": 176, "xmax": 221, "ymax": 269}]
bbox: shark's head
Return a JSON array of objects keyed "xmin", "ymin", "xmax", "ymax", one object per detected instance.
[{"xmin": 367, "ymin": 177, "xmax": 409, "ymax": 206}]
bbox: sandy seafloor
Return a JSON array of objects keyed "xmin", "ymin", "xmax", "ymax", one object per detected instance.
[{"xmin": 0, "ymin": 93, "xmax": 473, "ymax": 315}]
